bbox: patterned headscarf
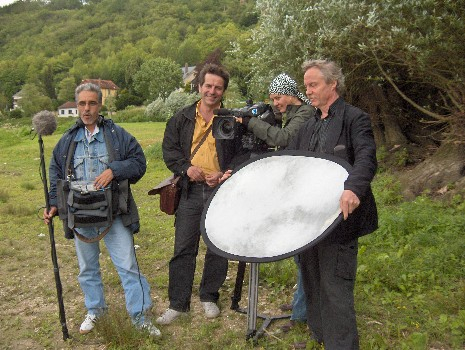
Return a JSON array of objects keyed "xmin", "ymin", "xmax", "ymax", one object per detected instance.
[{"xmin": 268, "ymin": 73, "xmax": 311, "ymax": 105}]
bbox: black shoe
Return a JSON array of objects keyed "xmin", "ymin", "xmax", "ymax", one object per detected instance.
[
  {"xmin": 280, "ymin": 320, "xmax": 295, "ymax": 333},
  {"xmin": 279, "ymin": 303, "xmax": 293, "ymax": 312}
]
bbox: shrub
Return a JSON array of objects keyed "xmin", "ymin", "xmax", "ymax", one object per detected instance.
[
  {"xmin": 164, "ymin": 90, "xmax": 199, "ymax": 117},
  {"xmin": 145, "ymin": 98, "xmax": 169, "ymax": 122},
  {"xmin": 112, "ymin": 106, "xmax": 147, "ymax": 123},
  {"xmin": 9, "ymin": 109, "xmax": 23, "ymax": 119},
  {"xmin": 145, "ymin": 91, "xmax": 200, "ymax": 122}
]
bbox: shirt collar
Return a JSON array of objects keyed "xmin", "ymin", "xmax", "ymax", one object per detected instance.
[
  {"xmin": 74, "ymin": 125, "xmax": 104, "ymax": 143},
  {"xmin": 315, "ymin": 96, "xmax": 344, "ymax": 120}
]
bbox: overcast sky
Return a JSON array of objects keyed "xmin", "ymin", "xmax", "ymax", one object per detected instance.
[{"xmin": 0, "ymin": 0, "xmax": 18, "ymax": 7}]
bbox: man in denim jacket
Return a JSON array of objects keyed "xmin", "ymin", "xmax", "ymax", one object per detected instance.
[{"xmin": 43, "ymin": 83, "xmax": 160, "ymax": 337}]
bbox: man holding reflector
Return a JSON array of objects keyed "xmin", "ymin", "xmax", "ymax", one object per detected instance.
[{"xmin": 287, "ymin": 59, "xmax": 378, "ymax": 349}]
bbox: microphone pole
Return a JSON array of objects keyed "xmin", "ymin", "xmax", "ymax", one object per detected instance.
[{"xmin": 38, "ymin": 133, "xmax": 70, "ymax": 341}]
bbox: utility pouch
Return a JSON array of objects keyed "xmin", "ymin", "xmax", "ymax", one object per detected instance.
[{"xmin": 67, "ymin": 181, "xmax": 114, "ymax": 229}]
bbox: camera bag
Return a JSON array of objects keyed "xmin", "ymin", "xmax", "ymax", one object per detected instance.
[{"xmin": 148, "ymin": 125, "xmax": 211, "ymax": 215}]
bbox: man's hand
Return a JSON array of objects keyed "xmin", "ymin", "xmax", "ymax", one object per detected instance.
[
  {"xmin": 43, "ymin": 206, "xmax": 58, "ymax": 225},
  {"xmin": 219, "ymin": 169, "xmax": 232, "ymax": 182},
  {"xmin": 94, "ymin": 168, "xmax": 114, "ymax": 189},
  {"xmin": 187, "ymin": 166, "xmax": 205, "ymax": 182},
  {"xmin": 205, "ymin": 171, "xmax": 224, "ymax": 187},
  {"xmin": 339, "ymin": 190, "xmax": 360, "ymax": 220}
]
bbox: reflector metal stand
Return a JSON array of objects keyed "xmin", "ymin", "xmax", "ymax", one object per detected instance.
[{"xmin": 231, "ymin": 262, "xmax": 290, "ymax": 342}]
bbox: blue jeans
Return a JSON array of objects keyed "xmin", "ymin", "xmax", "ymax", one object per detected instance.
[
  {"xmin": 291, "ymin": 256, "xmax": 307, "ymax": 322},
  {"xmin": 74, "ymin": 216, "xmax": 152, "ymax": 324}
]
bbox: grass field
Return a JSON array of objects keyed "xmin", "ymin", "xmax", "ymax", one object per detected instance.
[{"xmin": 0, "ymin": 118, "xmax": 464, "ymax": 349}]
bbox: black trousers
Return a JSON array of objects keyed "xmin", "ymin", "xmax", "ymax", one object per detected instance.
[
  {"xmin": 300, "ymin": 235, "xmax": 359, "ymax": 350},
  {"xmin": 168, "ymin": 182, "xmax": 228, "ymax": 312}
]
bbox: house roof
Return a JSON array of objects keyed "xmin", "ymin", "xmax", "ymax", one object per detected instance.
[
  {"xmin": 182, "ymin": 66, "xmax": 196, "ymax": 80},
  {"xmin": 81, "ymin": 79, "xmax": 119, "ymax": 90},
  {"xmin": 58, "ymin": 101, "xmax": 77, "ymax": 109}
]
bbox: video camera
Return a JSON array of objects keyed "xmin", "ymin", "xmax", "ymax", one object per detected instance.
[{"xmin": 212, "ymin": 101, "xmax": 276, "ymax": 151}]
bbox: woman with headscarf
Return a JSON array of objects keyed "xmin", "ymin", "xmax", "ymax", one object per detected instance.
[
  {"xmin": 234, "ymin": 73, "xmax": 315, "ymax": 331},
  {"xmin": 236, "ymin": 72, "xmax": 315, "ymax": 148}
]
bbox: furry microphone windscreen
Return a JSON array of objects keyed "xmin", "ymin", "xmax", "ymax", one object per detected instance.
[{"xmin": 32, "ymin": 110, "xmax": 57, "ymax": 136}]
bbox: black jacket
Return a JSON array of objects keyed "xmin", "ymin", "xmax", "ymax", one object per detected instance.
[
  {"xmin": 162, "ymin": 101, "xmax": 245, "ymax": 195},
  {"xmin": 287, "ymin": 97, "xmax": 378, "ymax": 241}
]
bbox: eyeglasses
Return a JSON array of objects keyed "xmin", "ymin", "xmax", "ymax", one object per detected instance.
[{"xmin": 78, "ymin": 101, "xmax": 99, "ymax": 107}]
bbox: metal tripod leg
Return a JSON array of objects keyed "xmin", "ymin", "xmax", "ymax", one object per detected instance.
[
  {"xmin": 246, "ymin": 262, "xmax": 259, "ymax": 339},
  {"xmin": 231, "ymin": 261, "xmax": 291, "ymax": 342}
]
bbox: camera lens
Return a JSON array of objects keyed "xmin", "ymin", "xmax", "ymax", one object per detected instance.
[{"xmin": 213, "ymin": 116, "xmax": 236, "ymax": 139}]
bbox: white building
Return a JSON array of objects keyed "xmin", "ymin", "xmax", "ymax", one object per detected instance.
[{"xmin": 57, "ymin": 101, "xmax": 78, "ymax": 117}]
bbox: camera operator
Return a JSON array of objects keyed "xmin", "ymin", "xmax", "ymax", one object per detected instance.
[
  {"xmin": 236, "ymin": 73, "xmax": 315, "ymax": 332},
  {"xmin": 236, "ymin": 73, "xmax": 315, "ymax": 151}
]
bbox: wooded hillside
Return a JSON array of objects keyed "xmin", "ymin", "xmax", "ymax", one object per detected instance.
[{"xmin": 1, "ymin": 0, "xmax": 464, "ymax": 199}]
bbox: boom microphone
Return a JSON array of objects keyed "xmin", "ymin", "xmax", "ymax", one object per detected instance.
[
  {"xmin": 33, "ymin": 109, "xmax": 70, "ymax": 340},
  {"xmin": 32, "ymin": 110, "xmax": 57, "ymax": 136}
]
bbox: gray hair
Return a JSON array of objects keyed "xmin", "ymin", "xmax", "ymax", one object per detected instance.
[
  {"xmin": 75, "ymin": 83, "xmax": 103, "ymax": 103},
  {"xmin": 302, "ymin": 59, "xmax": 345, "ymax": 96}
]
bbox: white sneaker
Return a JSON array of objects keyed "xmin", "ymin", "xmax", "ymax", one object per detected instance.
[
  {"xmin": 79, "ymin": 313, "xmax": 97, "ymax": 334},
  {"xmin": 137, "ymin": 320, "xmax": 162, "ymax": 337},
  {"xmin": 201, "ymin": 302, "xmax": 220, "ymax": 319},
  {"xmin": 156, "ymin": 308, "xmax": 185, "ymax": 325}
]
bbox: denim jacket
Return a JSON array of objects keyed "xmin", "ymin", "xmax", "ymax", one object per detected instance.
[
  {"xmin": 72, "ymin": 127, "xmax": 109, "ymax": 182},
  {"xmin": 49, "ymin": 117, "xmax": 146, "ymax": 236}
]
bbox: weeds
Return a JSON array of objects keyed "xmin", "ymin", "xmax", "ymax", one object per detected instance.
[{"xmin": 0, "ymin": 120, "xmax": 464, "ymax": 349}]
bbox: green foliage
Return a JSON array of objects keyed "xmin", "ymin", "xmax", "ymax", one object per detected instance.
[
  {"xmin": 260, "ymin": 258, "xmax": 295, "ymax": 290},
  {"xmin": 115, "ymin": 91, "xmax": 144, "ymax": 111},
  {"xmin": 247, "ymin": 0, "xmax": 465, "ymax": 144},
  {"xmin": 111, "ymin": 106, "xmax": 147, "ymax": 123},
  {"xmin": 0, "ymin": 121, "xmax": 463, "ymax": 349},
  {"xmin": 17, "ymin": 83, "xmax": 53, "ymax": 117},
  {"xmin": 145, "ymin": 90, "xmax": 200, "ymax": 122},
  {"xmin": 96, "ymin": 307, "xmax": 161, "ymax": 348},
  {"xmin": 0, "ymin": 0, "xmax": 256, "ymax": 113},
  {"xmin": 8, "ymin": 108, "xmax": 24, "ymax": 119},
  {"xmin": 357, "ymin": 193, "xmax": 465, "ymax": 347},
  {"xmin": 164, "ymin": 90, "xmax": 199, "ymax": 116},
  {"xmin": 133, "ymin": 57, "xmax": 182, "ymax": 101},
  {"xmin": 372, "ymin": 173, "xmax": 403, "ymax": 205},
  {"xmin": 145, "ymin": 98, "xmax": 169, "ymax": 122},
  {"xmin": 56, "ymin": 76, "xmax": 77, "ymax": 104}
]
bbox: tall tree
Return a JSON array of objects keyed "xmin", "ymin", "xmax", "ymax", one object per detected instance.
[
  {"xmin": 57, "ymin": 76, "xmax": 77, "ymax": 104},
  {"xmin": 248, "ymin": 0, "xmax": 464, "ymax": 148},
  {"xmin": 133, "ymin": 57, "xmax": 182, "ymax": 101},
  {"xmin": 18, "ymin": 83, "xmax": 53, "ymax": 117}
]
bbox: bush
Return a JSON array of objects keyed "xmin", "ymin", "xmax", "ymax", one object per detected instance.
[
  {"xmin": 145, "ymin": 98, "xmax": 169, "ymax": 122},
  {"xmin": 111, "ymin": 106, "xmax": 147, "ymax": 123},
  {"xmin": 115, "ymin": 92, "xmax": 144, "ymax": 110},
  {"xmin": 145, "ymin": 91, "xmax": 200, "ymax": 122},
  {"xmin": 164, "ymin": 90, "xmax": 199, "ymax": 116},
  {"xmin": 9, "ymin": 109, "xmax": 23, "ymax": 119}
]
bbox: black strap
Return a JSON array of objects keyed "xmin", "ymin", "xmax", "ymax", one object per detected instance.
[
  {"xmin": 190, "ymin": 124, "xmax": 212, "ymax": 161},
  {"xmin": 64, "ymin": 124, "xmax": 115, "ymax": 243},
  {"xmin": 65, "ymin": 140, "xmax": 77, "ymax": 179},
  {"xmin": 72, "ymin": 226, "xmax": 112, "ymax": 243}
]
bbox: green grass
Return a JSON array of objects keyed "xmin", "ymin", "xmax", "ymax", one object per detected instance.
[{"xmin": 0, "ymin": 118, "xmax": 464, "ymax": 349}]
